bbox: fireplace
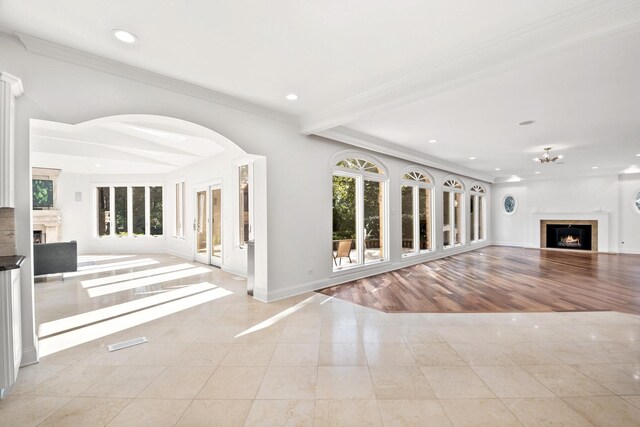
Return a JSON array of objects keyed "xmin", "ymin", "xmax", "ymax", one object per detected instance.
[
  {"xmin": 540, "ymin": 220, "xmax": 598, "ymax": 252},
  {"xmin": 33, "ymin": 230, "xmax": 45, "ymax": 244},
  {"xmin": 546, "ymin": 224, "xmax": 591, "ymax": 251}
]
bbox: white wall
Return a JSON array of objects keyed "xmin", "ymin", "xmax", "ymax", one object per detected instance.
[
  {"xmin": 57, "ymin": 172, "xmax": 166, "ymax": 254},
  {"xmin": 492, "ymin": 174, "xmax": 640, "ymax": 253},
  {"xmin": 619, "ymin": 174, "xmax": 640, "ymax": 254},
  {"xmin": 0, "ymin": 33, "xmax": 492, "ymax": 363}
]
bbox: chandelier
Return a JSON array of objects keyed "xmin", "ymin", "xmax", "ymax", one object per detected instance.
[{"xmin": 534, "ymin": 147, "xmax": 563, "ymax": 164}]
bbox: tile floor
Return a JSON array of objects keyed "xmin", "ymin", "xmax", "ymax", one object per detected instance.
[{"xmin": 1, "ymin": 254, "xmax": 639, "ymax": 426}]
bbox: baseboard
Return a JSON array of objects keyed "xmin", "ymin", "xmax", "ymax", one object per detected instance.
[
  {"xmin": 20, "ymin": 345, "xmax": 39, "ymax": 367},
  {"xmin": 618, "ymin": 248, "xmax": 640, "ymax": 255},
  {"xmin": 491, "ymin": 241, "xmax": 527, "ymax": 247},
  {"xmin": 264, "ymin": 242, "xmax": 492, "ymax": 302},
  {"xmin": 166, "ymin": 249, "xmax": 194, "ymax": 261},
  {"xmin": 221, "ymin": 266, "xmax": 246, "ymax": 278}
]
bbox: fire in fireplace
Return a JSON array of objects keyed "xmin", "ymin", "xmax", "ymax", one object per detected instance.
[{"xmin": 546, "ymin": 224, "xmax": 592, "ymax": 251}]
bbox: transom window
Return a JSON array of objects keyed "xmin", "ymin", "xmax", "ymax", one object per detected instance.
[
  {"xmin": 332, "ymin": 154, "xmax": 388, "ymax": 270},
  {"xmin": 95, "ymin": 185, "xmax": 163, "ymax": 237},
  {"xmin": 470, "ymin": 183, "xmax": 487, "ymax": 243},
  {"xmin": 335, "ymin": 158, "xmax": 384, "ymax": 174},
  {"xmin": 401, "ymin": 168, "xmax": 434, "ymax": 256},
  {"xmin": 443, "ymin": 176, "xmax": 464, "ymax": 248}
]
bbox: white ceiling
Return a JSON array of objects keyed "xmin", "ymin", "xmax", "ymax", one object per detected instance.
[
  {"xmin": 2, "ymin": 0, "xmax": 640, "ymax": 180},
  {"xmin": 31, "ymin": 118, "xmax": 226, "ymax": 174}
]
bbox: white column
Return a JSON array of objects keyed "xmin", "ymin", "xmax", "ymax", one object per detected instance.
[{"xmin": 0, "ymin": 73, "xmax": 24, "ymax": 208}]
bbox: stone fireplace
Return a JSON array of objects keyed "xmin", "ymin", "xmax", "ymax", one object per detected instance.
[{"xmin": 540, "ymin": 220, "xmax": 598, "ymax": 252}]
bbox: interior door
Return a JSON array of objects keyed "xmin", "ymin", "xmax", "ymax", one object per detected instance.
[
  {"xmin": 194, "ymin": 189, "xmax": 209, "ymax": 264},
  {"xmin": 210, "ymin": 186, "xmax": 222, "ymax": 267}
]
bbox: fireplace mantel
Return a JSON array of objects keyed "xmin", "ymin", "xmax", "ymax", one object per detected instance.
[{"xmin": 530, "ymin": 212, "xmax": 610, "ymax": 253}]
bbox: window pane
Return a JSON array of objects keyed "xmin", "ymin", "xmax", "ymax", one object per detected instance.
[
  {"xmin": 419, "ymin": 188, "xmax": 431, "ymax": 251},
  {"xmin": 401, "ymin": 186, "xmax": 413, "ymax": 254},
  {"xmin": 443, "ymin": 191, "xmax": 451, "ymax": 247},
  {"xmin": 364, "ymin": 179, "xmax": 384, "ymax": 263},
  {"xmin": 97, "ymin": 187, "xmax": 110, "ymax": 236},
  {"xmin": 114, "ymin": 187, "xmax": 128, "ymax": 236},
  {"xmin": 175, "ymin": 182, "xmax": 183, "ymax": 237},
  {"xmin": 478, "ymin": 196, "xmax": 485, "ymax": 240},
  {"xmin": 470, "ymin": 195, "xmax": 476, "ymax": 241},
  {"xmin": 332, "ymin": 175, "xmax": 357, "ymax": 268},
  {"xmin": 132, "ymin": 186, "xmax": 145, "ymax": 235},
  {"xmin": 239, "ymin": 165, "xmax": 250, "ymax": 246},
  {"xmin": 150, "ymin": 186, "xmax": 163, "ymax": 236},
  {"xmin": 454, "ymin": 192, "xmax": 462, "ymax": 244}
]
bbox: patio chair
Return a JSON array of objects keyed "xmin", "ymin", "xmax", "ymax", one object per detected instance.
[{"xmin": 333, "ymin": 239, "xmax": 353, "ymax": 266}]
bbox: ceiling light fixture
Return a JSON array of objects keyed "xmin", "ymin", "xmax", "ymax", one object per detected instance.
[
  {"xmin": 636, "ymin": 153, "xmax": 640, "ymax": 157},
  {"xmin": 285, "ymin": 93, "xmax": 298, "ymax": 101},
  {"xmin": 469, "ymin": 157, "xmax": 476, "ymax": 160},
  {"xmin": 518, "ymin": 120, "xmax": 536, "ymax": 126},
  {"xmin": 95, "ymin": 164, "xmax": 101, "ymax": 167},
  {"xmin": 534, "ymin": 147, "xmax": 562, "ymax": 164},
  {"xmin": 112, "ymin": 29, "xmax": 138, "ymax": 44},
  {"xmin": 428, "ymin": 139, "xmax": 437, "ymax": 143},
  {"xmin": 592, "ymin": 166, "xmax": 599, "ymax": 170},
  {"xmin": 534, "ymin": 171, "xmax": 541, "ymax": 174},
  {"xmin": 494, "ymin": 168, "xmax": 501, "ymax": 171}
]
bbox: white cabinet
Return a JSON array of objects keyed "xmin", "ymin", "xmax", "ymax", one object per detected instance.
[{"xmin": 0, "ymin": 266, "xmax": 22, "ymax": 399}]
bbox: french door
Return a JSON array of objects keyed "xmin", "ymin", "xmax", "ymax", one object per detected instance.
[{"xmin": 194, "ymin": 184, "xmax": 223, "ymax": 267}]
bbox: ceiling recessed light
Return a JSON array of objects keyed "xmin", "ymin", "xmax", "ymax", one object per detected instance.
[
  {"xmin": 534, "ymin": 171, "xmax": 541, "ymax": 174},
  {"xmin": 285, "ymin": 93, "xmax": 298, "ymax": 101},
  {"xmin": 518, "ymin": 120, "xmax": 536, "ymax": 126},
  {"xmin": 636, "ymin": 153, "xmax": 640, "ymax": 157},
  {"xmin": 95, "ymin": 164, "xmax": 101, "ymax": 167},
  {"xmin": 469, "ymin": 156, "xmax": 476, "ymax": 160},
  {"xmin": 592, "ymin": 166, "xmax": 599, "ymax": 170},
  {"xmin": 112, "ymin": 29, "xmax": 137, "ymax": 44},
  {"xmin": 494, "ymin": 168, "xmax": 501, "ymax": 171},
  {"xmin": 428, "ymin": 139, "xmax": 437, "ymax": 143}
]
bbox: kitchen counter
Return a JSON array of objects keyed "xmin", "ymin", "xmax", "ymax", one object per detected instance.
[{"xmin": 0, "ymin": 256, "xmax": 25, "ymax": 271}]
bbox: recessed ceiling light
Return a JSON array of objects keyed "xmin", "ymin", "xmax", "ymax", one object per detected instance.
[
  {"xmin": 112, "ymin": 29, "xmax": 137, "ymax": 44},
  {"xmin": 469, "ymin": 156, "xmax": 476, "ymax": 160},
  {"xmin": 592, "ymin": 166, "xmax": 599, "ymax": 170},
  {"xmin": 534, "ymin": 171, "xmax": 541, "ymax": 174},
  {"xmin": 428, "ymin": 139, "xmax": 437, "ymax": 143},
  {"xmin": 518, "ymin": 120, "xmax": 536, "ymax": 126},
  {"xmin": 636, "ymin": 153, "xmax": 640, "ymax": 157},
  {"xmin": 494, "ymin": 168, "xmax": 501, "ymax": 171},
  {"xmin": 95, "ymin": 164, "xmax": 101, "ymax": 167},
  {"xmin": 285, "ymin": 93, "xmax": 298, "ymax": 101}
]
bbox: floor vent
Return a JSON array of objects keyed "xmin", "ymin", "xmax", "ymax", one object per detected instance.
[{"xmin": 107, "ymin": 336, "xmax": 148, "ymax": 352}]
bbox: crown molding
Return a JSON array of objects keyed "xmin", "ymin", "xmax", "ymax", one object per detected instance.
[
  {"xmin": 0, "ymin": 72, "xmax": 24, "ymax": 97},
  {"xmin": 318, "ymin": 126, "xmax": 494, "ymax": 183},
  {"xmin": 15, "ymin": 33, "xmax": 297, "ymax": 126},
  {"xmin": 300, "ymin": 0, "xmax": 640, "ymax": 135}
]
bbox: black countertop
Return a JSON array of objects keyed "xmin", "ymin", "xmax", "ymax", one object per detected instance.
[{"xmin": 0, "ymin": 255, "xmax": 26, "ymax": 271}]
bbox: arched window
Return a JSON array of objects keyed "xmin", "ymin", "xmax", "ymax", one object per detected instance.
[
  {"xmin": 401, "ymin": 167, "xmax": 434, "ymax": 256},
  {"xmin": 443, "ymin": 176, "xmax": 465, "ymax": 248},
  {"xmin": 332, "ymin": 153, "xmax": 388, "ymax": 270},
  {"xmin": 470, "ymin": 183, "xmax": 487, "ymax": 243}
]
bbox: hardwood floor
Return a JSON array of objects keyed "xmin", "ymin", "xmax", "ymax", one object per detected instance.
[{"xmin": 318, "ymin": 246, "xmax": 640, "ymax": 314}]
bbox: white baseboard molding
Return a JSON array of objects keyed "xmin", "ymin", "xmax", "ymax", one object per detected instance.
[
  {"xmin": 618, "ymin": 248, "xmax": 640, "ymax": 255},
  {"xmin": 264, "ymin": 242, "xmax": 491, "ymax": 303},
  {"xmin": 491, "ymin": 241, "xmax": 527, "ymax": 247},
  {"xmin": 166, "ymin": 249, "xmax": 194, "ymax": 261},
  {"xmin": 221, "ymin": 266, "xmax": 246, "ymax": 278},
  {"xmin": 20, "ymin": 345, "xmax": 39, "ymax": 367}
]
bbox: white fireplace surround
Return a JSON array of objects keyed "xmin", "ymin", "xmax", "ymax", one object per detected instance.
[{"xmin": 530, "ymin": 212, "xmax": 611, "ymax": 253}]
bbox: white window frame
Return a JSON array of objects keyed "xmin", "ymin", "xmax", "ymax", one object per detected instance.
[
  {"xmin": 173, "ymin": 178, "xmax": 186, "ymax": 239},
  {"xmin": 443, "ymin": 176, "xmax": 465, "ymax": 249},
  {"xmin": 400, "ymin": 167, "xmax": 435, "ymax": 257},
  {"xmin": 470, "ymin": 183, "xmax": 486, "ymax": 244},
  {"xmin": 237, "ymin": 161, "xmax": 254, "ymax": 248},
  {"xmin": 92, "ymin": 183, "xmax": 164, "ymax": 239},
  {"xmin": 331, "ymin": 152, "xmax": 389, "ymax": 272}
]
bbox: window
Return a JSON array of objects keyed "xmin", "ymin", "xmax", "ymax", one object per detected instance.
[
  {"xmin": 174, "ymin": 180, "xmax": 185, "ymax": 238},
  {"xmin": 401, "ymin": 169, "xmax": 434, "ymax": 256},
  {"xmin": 94, "ymin": 185, "xmax": 163, "ymax": 238},
  {"xmin": 332, "ymin": 155, "xmax": 388, "ymax": 270},
  {"xmin": 634, "ymin": 191, "xmax": 640, "ymax": 214},
  {"xmin": 239, "ymin": 163, "xmax": 252, "ymax": 247},
  {"xmin": 443, "ymin": 176, "xmax": 464, "ymax": 248},
  {"xmin": 470, "ymin": 184, "xmax": 486, "ymax": 243},
  {"xmin": 503, "ymin": 195, "xmax": 517, "ymax": 214}
]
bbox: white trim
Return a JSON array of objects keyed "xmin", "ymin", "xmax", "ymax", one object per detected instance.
[
  {"xmin": 300, "ymin": 1, "xmax": 640, "ymax": 134},
  {"xmin": 331, "ymin": 149, "xmax": 389, "ymax": 177},
  {"xmin": 16, "ymin": 34, "xmax": 297, "ymax": 126}
]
